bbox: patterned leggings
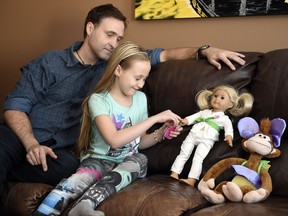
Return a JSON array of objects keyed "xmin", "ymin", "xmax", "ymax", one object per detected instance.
[{"xmin": 33, "ymin": 153, "xmax": 147, "ymax": 216}]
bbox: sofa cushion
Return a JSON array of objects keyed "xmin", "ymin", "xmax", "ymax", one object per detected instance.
[
  {"xmin": 186, "ymin": 196, "xmax": 288, "ymax": 216},
  {"xmin": 96, "ymin": 175, "xmax": 210, "ymax": 216},
  {"xmin": 250, "ymin": 48, "xmax": 288, "ymax": 136},
  {"xmin": 269, "ymin": 139, "xmax": 288, "ymax": 197},
  {"xmin": 250, "ymin": 48, "xmax": 288, "ymax": 197}
]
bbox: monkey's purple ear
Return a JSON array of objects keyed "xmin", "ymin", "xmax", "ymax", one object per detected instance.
[
  {"xmin": 270, "ymin": 118, "xmax": 286, "ymax": 147},
  {"xmin": 238, "ymin": 117, "xmax": 259, "ymax": 139}
]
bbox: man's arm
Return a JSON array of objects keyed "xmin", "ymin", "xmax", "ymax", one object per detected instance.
[
  {"xmin": 159, "ymin": 46, "xmax": 246, "ymax": 71},
  {"xmin": 3, "ymin": 110, "xmax": 57, "ymax": 171}
]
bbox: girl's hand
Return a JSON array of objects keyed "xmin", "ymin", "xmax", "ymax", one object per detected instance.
[
  {"xmin": 164, "ymin": 125, "xmax": 183, "ymax": 139},
  {"xmin": 155, "ymin": 110, "xmax": 181, "ymax": 125}
]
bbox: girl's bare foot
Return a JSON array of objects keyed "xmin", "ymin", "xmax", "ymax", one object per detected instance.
[{"xmin": 179, "ymin": 178, "xmax": 197, "ymax": 186}]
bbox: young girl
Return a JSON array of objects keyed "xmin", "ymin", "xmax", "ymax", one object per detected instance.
[
  {"xmin": 170, "ymin": 85, "xmax": 254, "ymax": 187},
  {"xmin": 33, "ymin": 41, "xmax": 182, "ymax": 216}
]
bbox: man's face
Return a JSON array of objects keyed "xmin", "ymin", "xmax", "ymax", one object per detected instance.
[{"xmin": 87, "ymin": 17, "xmax": 125, "ymax": 61}]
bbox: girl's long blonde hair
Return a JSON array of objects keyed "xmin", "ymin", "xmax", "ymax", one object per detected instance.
[
  {"xmin": 74, "ymin": 41, "xmax": 150, "ymax": 156},
  {"xmin": 196, "ymin": 85, "xmax": 254, "ymax": 116}
]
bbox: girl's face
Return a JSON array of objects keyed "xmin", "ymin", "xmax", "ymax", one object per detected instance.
[
  {"xmin": 210, "ymin": 89, "xmax": 233, "ymax": 112},
  {"xmin": 115, "ymin": 60, "xmax": 151, "ymax": 97}
]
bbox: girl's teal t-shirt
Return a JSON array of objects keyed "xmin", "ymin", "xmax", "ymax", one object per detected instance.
[{"xmin": 81, "ymin": 91, "xmax": 148, "ymax": 163}]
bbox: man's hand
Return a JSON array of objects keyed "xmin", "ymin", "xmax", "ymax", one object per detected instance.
[
  {"xmin": 159, "ymin": 46, "xmax": 245, "ymax": 71},
  {"xmin": 26, "ymin": 144, "xmax": 57, "ymax": 172},
  {"xmin": 4, "ymin": 110, "xmax": 58, "ymax": 172},
  {"xmin": 204, "ymin": 47, "xmax": 246, "ymax": 71}
]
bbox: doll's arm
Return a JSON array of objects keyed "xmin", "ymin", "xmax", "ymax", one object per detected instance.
[
  {"xmin": 224, "ymin": 135, "xmax": 233, "ymax": 147},
  {"xmin": 180, "ymin": 118, "xmax": 188, "ymax": 126},
  {"xmin": 180, "ymin": 110, "xmax": 204, "ymax": 126},
  {"xmin": 223, "ymin": 116, "xmax": 233, "ymax": 147}
]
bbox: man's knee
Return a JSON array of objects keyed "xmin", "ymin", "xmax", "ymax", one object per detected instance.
[{"xmin": 47, "ymin": 149, "xmax": 79, "ymax": 184}]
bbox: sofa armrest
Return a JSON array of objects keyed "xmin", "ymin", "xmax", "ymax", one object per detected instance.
[{"xmin": 5, "ymin": 182, "xmax": 53, "ymax": 216}]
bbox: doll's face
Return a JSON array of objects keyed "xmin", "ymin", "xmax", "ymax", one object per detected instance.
[{"xmin": 210, "ymin": 89, "xmax": 233, "ymax": 112}]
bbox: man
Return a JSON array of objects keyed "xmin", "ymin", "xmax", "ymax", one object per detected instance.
[{"xmin": 0, "ymin": 4, "xmax": 245, "ymax": 213}]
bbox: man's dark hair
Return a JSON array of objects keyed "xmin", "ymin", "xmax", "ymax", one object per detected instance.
[{"xmin": 84, "ymin": 4, "xmax": 127, "ymax": 38}]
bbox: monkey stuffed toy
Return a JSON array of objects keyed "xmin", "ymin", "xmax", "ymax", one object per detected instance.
[{"xmin": 198, "ymin": 117, "xmax": 286, "ymax": 204}]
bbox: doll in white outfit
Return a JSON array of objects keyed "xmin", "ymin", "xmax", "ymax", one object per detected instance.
[{"xmin": 170, "ymin": 85, "xmax": 254, "ymax": 186}]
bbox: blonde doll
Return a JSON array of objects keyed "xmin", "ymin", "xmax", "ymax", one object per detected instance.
[{"xmin": 170, "ymin": 85, "xmax": 253, "ymax": 186}]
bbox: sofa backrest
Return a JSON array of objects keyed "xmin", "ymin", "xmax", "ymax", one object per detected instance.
[
  {"xmin": 250, "ymin": 49, "xmax": 288, "ymax": 133},
  {"xmin": 144, "ymin": 52, "xmax": 261, "ymax": 119},
  {"xmin": 250, "ymin": 49, "xmax": 288, "ymax": 197},
  {"xmin": 141, "ymin": 49, "xmax": 288, "ymax": 197}
]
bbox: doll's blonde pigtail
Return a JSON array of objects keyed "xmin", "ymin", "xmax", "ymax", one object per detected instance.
[
  {"xmin": 196, "ymin": 89, "xmax": 213, "ymax": 110},
  {"xmin": 229, "ymin": 92, "xmax": 254, "ymax": 117}
]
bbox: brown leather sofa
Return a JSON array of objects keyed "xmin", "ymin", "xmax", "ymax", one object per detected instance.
[{"xmin": 4, "ymin": 48, "xmax": 288, "ymax": 216}]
